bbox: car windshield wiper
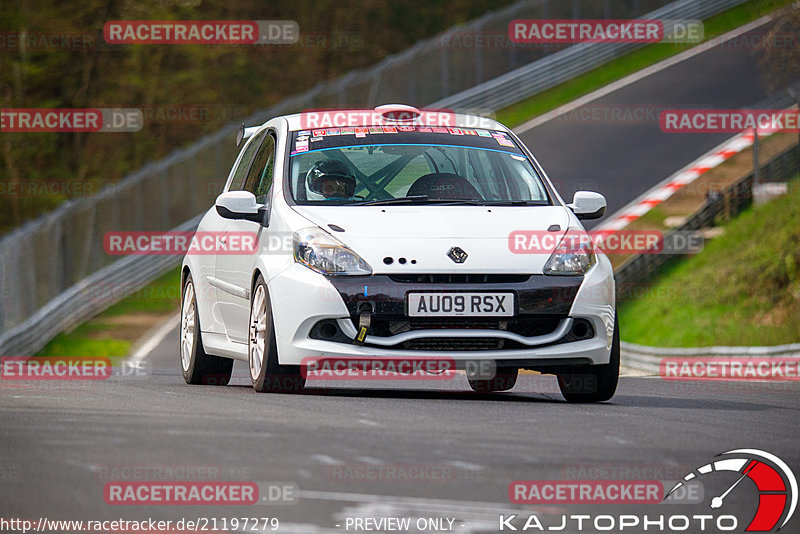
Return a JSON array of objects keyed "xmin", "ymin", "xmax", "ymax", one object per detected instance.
[
  {"xmin": 480, "ymin": 200, "xmax": 549, "ymax": 206},
  {"xmin": 358, "ymin": 196, "xmax": 535, "ymax": 206},
  {"xmin": 356, "ymin": 195, "xmax": 551, "ymax": 206},
  {"xmin": 358, "ymin": 196, "xmax": 489, "ymax": 206},
  {"xmin": 357, "ymin": 195, "xmax": 434, "ymax": 205}
]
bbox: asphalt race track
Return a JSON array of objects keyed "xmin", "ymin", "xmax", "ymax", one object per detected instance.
[
  {"xmin": 516, "ymin": 21, "xmax": 777, "ymax": 225},
  {"xmin": 2, "ymin": 337, "xmax": 799, "ymax": 532},
  {"xmin": 2, "ymin": 20, "xmax": 799, "ymax": 534}
]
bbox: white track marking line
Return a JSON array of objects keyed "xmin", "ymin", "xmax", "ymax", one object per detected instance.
[
  {"xmin": 311, "ymin": 454, "xmax": 345, "ymax": 466},
  {"xmin": 445, "ymin": 460, "xmax": 484, "ymax": 471},
  {"xmin": 125, "ymin": 313, "xmax": 180, "ymax": 369},
  {"xmin": 514, "ymin": 15, "xmax": 774, "ymax": 134},
  {"xmin": 620, "ymin": 366, "xmax": 655, "ymax": 377}
]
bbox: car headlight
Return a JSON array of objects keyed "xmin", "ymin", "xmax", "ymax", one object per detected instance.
[
  {"xmin": 543, "ymin": 228, "xmax": 596, "ymax": 275},
  {"xmin": 293, "ymin": 227, "xmax": 372, "ymax": 275}
]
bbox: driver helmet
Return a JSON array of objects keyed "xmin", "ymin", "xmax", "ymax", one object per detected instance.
[{"xmin": 305, "ymin": 159, "xmax": 356, "ymax": 200}]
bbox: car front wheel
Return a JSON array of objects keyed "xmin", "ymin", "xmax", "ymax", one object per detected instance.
[
  {"xmin": 557, "ymin": 314, "xmax": 620, "ymax": 403},
  {"xmin": 249, "ymin": 274, "xmax": 305, "ymax": 393}
]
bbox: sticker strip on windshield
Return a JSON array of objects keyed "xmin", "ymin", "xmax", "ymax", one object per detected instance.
[{"xmin": 288, "ymin": 142, "xmax": 526, "ymax": 158}]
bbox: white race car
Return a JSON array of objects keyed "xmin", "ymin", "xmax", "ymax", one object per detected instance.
[{"xmin": 180, "ymin": 105, "xmax": 618, "ymax": 402}]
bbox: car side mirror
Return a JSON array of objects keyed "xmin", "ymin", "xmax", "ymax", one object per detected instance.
[
  {"xmin": 215, "ymin": 191, "xmax": 269, "ymax": 225},
  {"xmin": 568, "ymin": 191, "xmax": 606, "ymax": 220}
]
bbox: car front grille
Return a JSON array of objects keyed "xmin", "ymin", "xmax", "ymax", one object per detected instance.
[
  {"xmin": 401, "ymin": 337, "xmax": 513, "ymax": 351},
  {"xmin": 388, "ymin": 274, "xmax": 530, "ymax": 284}
]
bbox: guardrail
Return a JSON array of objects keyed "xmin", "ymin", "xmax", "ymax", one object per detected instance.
[
  {"xmin": 0, "ymin": 0, "xmax": 757, "ymax": 356},
  {"xmin": 0, "ymin": 130, "xmax": 238, "ymax": 356},
  {"xmin": 622, "ymin": 341, "xmax": 800, "ymax": 373},
  {"xmin": 0, "ymin": 217, "xmax": 201, "ymax": 357}
]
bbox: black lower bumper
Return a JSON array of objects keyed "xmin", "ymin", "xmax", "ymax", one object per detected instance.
[{"xmin": 313, "ymin": 274, "xmax": 591, "ymax": 351}]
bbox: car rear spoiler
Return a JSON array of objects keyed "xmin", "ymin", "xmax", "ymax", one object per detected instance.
[{"xmin": 236, "ymin": 123, "xmax": 261, "ymax": 147}]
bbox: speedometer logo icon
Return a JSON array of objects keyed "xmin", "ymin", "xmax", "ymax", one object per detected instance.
[{"xmin": 666, "ymin": 449, "xmax": 797, "ymax": 532}]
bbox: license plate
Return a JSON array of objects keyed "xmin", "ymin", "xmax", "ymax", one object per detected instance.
[{"xmin": 407, "ymin": 292, "xmax": 514, "ymax": 317}]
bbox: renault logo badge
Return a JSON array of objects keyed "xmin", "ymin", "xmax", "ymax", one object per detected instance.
[{"xmin": 447, "ymin": 246, "xmax": 468, "ymax": 263}]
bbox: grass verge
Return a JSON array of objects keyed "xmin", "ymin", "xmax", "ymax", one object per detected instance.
[
  {"xmin": 618, "ymin": 175, "xmax": 800, "ymax": 347},
  {"xmin": 35, "ymin": 266, "xmax": 181, "ymax": 358}
]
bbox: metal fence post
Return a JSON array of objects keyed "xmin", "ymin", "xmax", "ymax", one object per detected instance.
[
  {"xmin": 162, "ymin": 167, "xmax": 171, "ymax": 229},
  {"xmin": 441, "ymin": 40, "xmax": 450, "ymax": 99},
  {"xmin": 215, "ymin": 141, "xmax": 223, "ymax": 190},
  {"xmin": 475, "ymin": 20, "xmax": 484, "ymax": 87},
  {"xmin": 408, "ymin": 59, "xmax": 417, "ymax": 104},
  {"xmin": 0, "ymin": 243, "xmax": 6, "ymax": 332},
  {"xmin": 753, "ymin": 127, "xmax": 759, "ymax": 187},
  {"xmin": 789, "ymin": 89, "xmax": 800, "ymax": 174}
]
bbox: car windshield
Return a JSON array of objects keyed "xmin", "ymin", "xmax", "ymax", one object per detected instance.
[{"xmin": 288, "ymin": 127, "xmax": 550, "ymax": 205}]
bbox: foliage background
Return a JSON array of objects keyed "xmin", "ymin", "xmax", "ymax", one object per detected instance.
[{"xmin": 0, "ymin": 0, "xmax": 513, "ymax": 232}]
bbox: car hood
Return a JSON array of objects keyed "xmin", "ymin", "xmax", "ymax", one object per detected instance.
[{"xmin": 290, "ymin": 205, "xmax": 571, "ymax": 274}]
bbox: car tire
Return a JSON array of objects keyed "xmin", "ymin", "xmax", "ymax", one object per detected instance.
[
  {"xmin": 249, "ymin": 274, "xmax": 306, "ymax": 394},
  {"xmin": 557, "ymin": 314, "xmax": 620, "ymax": 403},
  {"xmin": 467, "ymin": 367, "xmax": 518, "ymax": 392},
  {"xmin": 180, "ymin": 273, "xmax": 233, "ymax": 385}
]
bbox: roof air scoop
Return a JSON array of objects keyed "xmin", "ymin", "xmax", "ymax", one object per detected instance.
[{"xmin": 374, "ymin": 104, "xmax": 421, "ymax": 122}]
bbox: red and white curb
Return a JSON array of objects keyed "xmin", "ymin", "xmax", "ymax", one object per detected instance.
[{"xmin": 597, "ymin": 129, "xmax": 768, "ymax": 232}]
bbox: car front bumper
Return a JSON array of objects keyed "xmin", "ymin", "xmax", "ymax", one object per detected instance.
[{"xmin": 268, "ymin": 259, "xmax": 615, "ymax": 370}]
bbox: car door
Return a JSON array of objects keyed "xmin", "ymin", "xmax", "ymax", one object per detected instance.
[
  {"xmin": 195, "ymin": 129, "xmax": 264, "ymax": 336},
  {"xmin": 215, "ymin": 131, "xmax": 276, "ymax": 343}
]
